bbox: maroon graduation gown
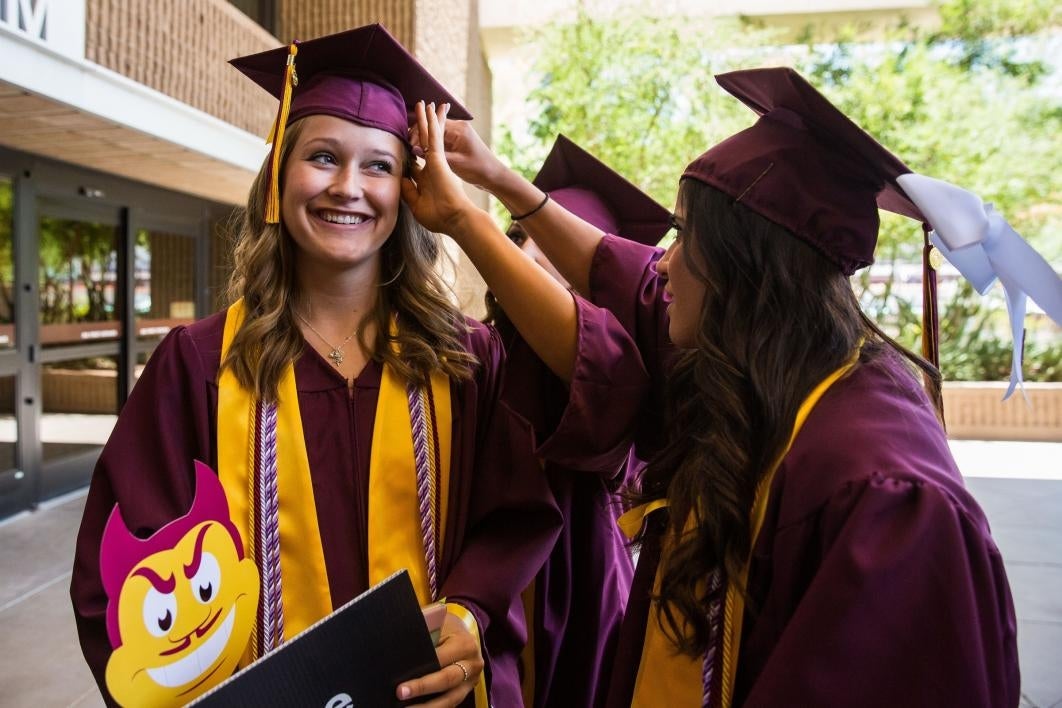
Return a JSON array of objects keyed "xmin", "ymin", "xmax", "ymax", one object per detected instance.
[
  {"xmin": 581, "ymin": 234, "xmax": 1020, "ymax": 707},
  {"xmin": 70, "ymin": 309, "xmax": 572, "ymax": 707},
  {"xmin": 495, "ymin": 300, "xmax": 641, "ymax": 708}
]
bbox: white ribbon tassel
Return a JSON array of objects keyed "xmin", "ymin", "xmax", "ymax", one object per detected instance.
[{"xmin": 896, "ymin": 173, "xmax": 1062, "ymax": 400}]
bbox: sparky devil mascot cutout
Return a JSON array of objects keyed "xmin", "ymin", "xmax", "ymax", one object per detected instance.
[{"xmin": 100, "ymin": 461, "xmax": 259, "ymax": 707}]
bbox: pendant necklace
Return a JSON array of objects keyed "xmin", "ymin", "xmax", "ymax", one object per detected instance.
[{"xmin": 296, "ymin": 310, "xmax": 359, "ymax": 367}]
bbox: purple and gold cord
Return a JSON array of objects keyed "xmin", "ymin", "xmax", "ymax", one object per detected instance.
[
  {"xmin": 702, "ymin": 567, "xmax": 723, "ymax": 707},
  {"xmin": 408, "ymin": 382, "xmax": 439, "ymax": 600},
  {"xmin": 257, "ymin": 401, "xmax": 283, "ymax": 652}
]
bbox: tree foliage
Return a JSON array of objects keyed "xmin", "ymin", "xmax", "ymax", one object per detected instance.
[{"xmin": 497, "ymin": 0, "xmax": 1062, "ymax": 381}]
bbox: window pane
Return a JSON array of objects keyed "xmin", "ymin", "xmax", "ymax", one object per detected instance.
[
  {"xmin": 39, "ymin": 215, "xmax": 120, "ymax": 347},
  {"xmin": 0, "ymin": 178, "xmax": 13, "ymax": 350},
  {"xmin": 136, "ymin": 229, "xmax": 196, "ymax": 343},
  {"xmin": 0, "ymin": 374, "xmax": 16, "ymax": 471},
  {"xmin": 41, "ymin": 356, "xmax": 118, "ymax": 463}
]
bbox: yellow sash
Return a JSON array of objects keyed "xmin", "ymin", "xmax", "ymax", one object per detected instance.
[
  {"xmin": 367, "ymin": 353, "xmax": 451, "ymax": 600},
  {"xmin": 618, "ymin": 352, "xmax": 860, "ymax": 707},
  {"xmin": 218, "ymin": 300, "xmax": 331, "ymax": 662}
]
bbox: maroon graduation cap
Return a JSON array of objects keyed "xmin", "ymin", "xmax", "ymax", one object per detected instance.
[
  {"xmin": 683, "ymin": 67, "xmax": 926, "ymax": 275},
  {"xmin": 533, "ymin": 135, "xmax": 671, "ymax": 246},
  {"xmin": 230, "ymin": 23, "xmax": 472, "ymax": 223}
]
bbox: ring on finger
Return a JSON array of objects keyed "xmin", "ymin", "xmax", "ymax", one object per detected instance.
[{"xmin": 452, "ymin": 660, "xmax": 471, "ymax": 682}]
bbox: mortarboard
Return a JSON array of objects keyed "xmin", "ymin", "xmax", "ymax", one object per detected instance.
[
  {"xmin": 230, "ymin": 23, "xmax": 472, "ymax": 223},
  {"xmin": 686, "ymin": 67, "xmax": 1062, "ymax": 398},
  {"xmin": 533, "ymin": 135, "xmax": 671, "ymax": 246},
  {"xmin": 682, "ymin": 66, "xmax": 924, "ymax": 276}
]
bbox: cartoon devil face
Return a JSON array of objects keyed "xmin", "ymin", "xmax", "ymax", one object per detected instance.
[{"xmin": 101, "ymin": 461, "xmax": 259, "ymax": 707}]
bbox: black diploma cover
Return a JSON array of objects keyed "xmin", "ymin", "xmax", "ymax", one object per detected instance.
[{"xmin": 191, "ymin": 570, "xmax": 440, "ymax": 707}]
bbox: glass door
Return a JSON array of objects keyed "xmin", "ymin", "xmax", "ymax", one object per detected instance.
[
  {"xmin": 0, "ymin": 150, "xmax": 216, "ymax": 520},
  {"xmin": 35, "ymin": 197, "xmax": 123, "ymax": 498},
  {"xmin": 0, "ymin": 175, "xmax": 21, "ymax": 517}
]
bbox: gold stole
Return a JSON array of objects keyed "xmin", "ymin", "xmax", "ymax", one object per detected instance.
[
  {"xmin": 218, "ymin": 300, "xmax": 331, "ymax": 662},
  {"xmin": 367, "ymin": 352, "xmax": 451, "ymax": 600},
  {"xmin": 618, "ymin": 352, "xmax": 860, "ymax": 707}
]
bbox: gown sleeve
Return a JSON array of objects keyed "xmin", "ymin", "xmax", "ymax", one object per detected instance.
[
  {"xmin": 500, "ymin": 293, "xmax": 649, "ymax": 480},
  {"xmin": 588, "ymin": 234, "xmax": 674, "ymax": 462},
  {"xmin": 589, "ymin": 234, "xmax": 672, "ymax": 382},
  {"xmin": 740, "ymin": 472, "xmax": 1020, "ymax": 708},
  {"xmin": 69, "ymin": 327, "xmax": 215, "ymax": 704}
]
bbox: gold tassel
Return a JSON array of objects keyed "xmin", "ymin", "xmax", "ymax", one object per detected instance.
[
  {"xmin": 265, "ymin": 42, "xmax": 299, "ymax": 224},
  {"xmin": 921, "ymin": 224, "xmax": 947, "ymax": 427},
  {"xmin": 921, "ymin": 226, "xmax": 940, "ymax": 369}
]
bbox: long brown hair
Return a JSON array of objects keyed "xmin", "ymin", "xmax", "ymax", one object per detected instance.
[
  {"xmin": 223, "ymin": 118, "xmax": 476, "ymax": 401},
  {"xmin": 638, "ymin": 180, "xmax": 942, "ymax": 655}
]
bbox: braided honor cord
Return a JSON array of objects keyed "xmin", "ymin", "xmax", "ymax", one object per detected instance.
[{"xmin": 408, "ymin": 382, "xmax": 439, "ymax": 600}]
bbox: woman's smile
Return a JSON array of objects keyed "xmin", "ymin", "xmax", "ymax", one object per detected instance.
[{"xmin": 314, "ymin": 209, "xmax": 372, "ymax": 226}]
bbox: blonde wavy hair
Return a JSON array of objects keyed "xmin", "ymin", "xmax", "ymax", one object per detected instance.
[{"xmin": 222, "ymin": 118, "xmax": 476, "ymax": 402}]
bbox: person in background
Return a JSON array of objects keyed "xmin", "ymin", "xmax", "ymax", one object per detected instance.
[
  {"xmin": 482, "ymin": 135, "xmax": 670, "ymax": 708},
  {"xmin": 70, "ymin": 25, "xmax": 645, "ymax": 708},
  {"xmin": 403, "ymin": 66, "xmax": 1021, "ymax": 707}
]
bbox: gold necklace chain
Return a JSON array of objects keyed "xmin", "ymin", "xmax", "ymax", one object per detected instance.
[{"xmin": 295, "ymin": 310, "xmax": 359, "ymax": 367}]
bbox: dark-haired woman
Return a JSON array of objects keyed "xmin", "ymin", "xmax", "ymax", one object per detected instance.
[{"xmin": 405, "ymin": 65, "xmax": 1020, "ymax": 707}]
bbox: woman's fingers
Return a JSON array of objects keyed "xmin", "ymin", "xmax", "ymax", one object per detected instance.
[
  {"xmin": 430, "ymin": 103, "xmax": 450, "ymax": 156},
  {"xmin": 397, "ymin": 662, "xmax": 475, "ymax": 708},
  {"xmin": 399, "ymin": 175, "xmax": 420, "ymax": 208},
  {"xmin": 396, "ymin": 614, "xmax": 483, "ymax": 705},
  {"xmin": 422, "ymin": 102, "xmax": 447, "ymax": 163},
  {"xmin": 415, "ymin": 101, "xmax": 454, "ymax": 169},
  {"xmin": 414, "ymin": 100, "xmax": 430, "ymax": 152},
  {"xmin": 434, "ymin": 629, "xmax": 479, "ymax": 664}
]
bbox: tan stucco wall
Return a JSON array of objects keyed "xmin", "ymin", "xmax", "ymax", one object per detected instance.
[{"xmin": 414, "ymin": 0, "xmax": 492, "ymax": 316}]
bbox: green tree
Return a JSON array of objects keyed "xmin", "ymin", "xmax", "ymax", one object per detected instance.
[
  {"xmin": 496, "ymin": 11, "xmax": 781, "ymax": 209},
  {"xmin": 498, "ymin": 1, "xmax": 1062, "ymax": 381},
  {"xmin": 39, "ymin": 217, "xmax": 118, "ymax": 324}
]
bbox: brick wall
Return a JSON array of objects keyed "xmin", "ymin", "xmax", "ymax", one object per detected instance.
[
  {"xmin": 146, "ymin": 231, "xmax": 196, "ymax": 318},
  {"xmin": 86, "ymin": 0, "xmax": 278, "ymax": 135}
]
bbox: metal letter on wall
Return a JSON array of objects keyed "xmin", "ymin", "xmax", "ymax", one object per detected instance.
[{"xmin": 0, "ymin": 0, "xmax": 86, "ymax": 59}]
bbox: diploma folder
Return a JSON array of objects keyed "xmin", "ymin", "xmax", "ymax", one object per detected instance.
[{"xmin": 190, "ymin": 570, "xmax": 440, "ymax": 707}]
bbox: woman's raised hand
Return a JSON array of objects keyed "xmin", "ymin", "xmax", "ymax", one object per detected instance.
[
  {"xmin": 401, "ymin": 101, "xmax": 481, "ymax": 238},
  {"xmin": 440, "ymin": 120, "xmax": 506, "ymax": 192},
  {"xmin": 407, "ymin": 109, "xmax": 504, "ymax": 192}
]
